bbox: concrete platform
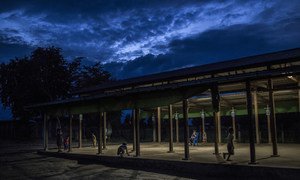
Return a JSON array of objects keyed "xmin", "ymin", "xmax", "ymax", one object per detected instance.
[{"xmin": 40, "ymin": 143, "xmax": 300, "ymax": 179}]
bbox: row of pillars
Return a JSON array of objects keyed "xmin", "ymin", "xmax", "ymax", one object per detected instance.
[
  {"xmin": 43, "ymin": 112, "xmax": 108, "ymax": 153},
  {"xmin": 151, "ymin": 97, "xmax": 272, "ymax": 145},
  {"xmin": 43, "ymin": 79, "xmax": 279, "ymax": 163}
]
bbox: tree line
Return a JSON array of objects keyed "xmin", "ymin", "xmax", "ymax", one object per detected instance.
[{"xmin": 0, "ymin": 47, "xmax": 112, "ymax": 121}]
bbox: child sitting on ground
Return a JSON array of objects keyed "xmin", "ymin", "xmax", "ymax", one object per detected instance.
[{"xmin": 117, "ymin": 143, "xmax": 130, "ymax": 157}]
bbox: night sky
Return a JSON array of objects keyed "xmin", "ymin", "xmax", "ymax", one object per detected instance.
[{"xmin": 1, "ymin": 0, "xmax": 300, "ymax": 119}]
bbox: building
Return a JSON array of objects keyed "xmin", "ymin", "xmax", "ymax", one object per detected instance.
[{"xmin": 29, "ymin": 48, "xmax": 300, "ymax": 163}]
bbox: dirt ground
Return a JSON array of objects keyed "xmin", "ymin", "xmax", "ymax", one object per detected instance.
[{"xmin": 0, "ymin": 141, "xmax": 195, "ymax": 180}]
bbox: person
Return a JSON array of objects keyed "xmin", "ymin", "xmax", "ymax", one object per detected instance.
[
  {"xmin": 192, "ymin": 130, "xmax": 200, "ymax": 146},
  {"xmin": 64, "ymin": 136, "xmax": 69, "ymax": 151},
  {"xmin": 92, "ymin": 133, "xmax": 97, "ymax": 147},
  {"xmin": 223, "ymin": 127, "xmax": 234, "ymax": 161},
  {"xmin": 190, "ymin": 130, "xmax": 197, "ymax": 145},
  {"xmin": 56, "ymin": 128, "xmax": 63, "ymax": 152},
  {"xmin": 117, "ymin": 143, "xmax": 130, "ymax": 157},
  {"xmin": 202, "ymin": 131, "xmax": 207, "ymax": 144}
]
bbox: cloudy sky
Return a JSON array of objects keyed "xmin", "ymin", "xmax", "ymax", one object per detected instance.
[{"xmin": 0, "ymin": 0, "xmax": 300, "ymax": 119}]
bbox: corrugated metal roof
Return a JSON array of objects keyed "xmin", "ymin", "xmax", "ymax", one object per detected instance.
[{"xmin": 74, "ymin": 48, "xmax": 300, "ymax": 94}]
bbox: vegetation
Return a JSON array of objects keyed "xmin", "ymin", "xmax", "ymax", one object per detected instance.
[{"xmin": 0, "ymin": 46, "xmax": 111, "ymax": 120}]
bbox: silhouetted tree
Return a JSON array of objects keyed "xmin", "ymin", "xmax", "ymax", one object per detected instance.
[
  {"xmin": 76, "ymin": 62, "xmax": 111, "ymax": 89},
  {"xmin": 0, "ymin": 47, "xmax": 112, "ymax": 120}
]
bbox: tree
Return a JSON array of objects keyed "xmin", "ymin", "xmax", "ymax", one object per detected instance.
[
  {"xmin": 76, "ymin": 62, "xmax": 111, "ymax": 90},
  {"xmin": 0, "ymin": 47, "xmax": 112, "ymax": 120}
]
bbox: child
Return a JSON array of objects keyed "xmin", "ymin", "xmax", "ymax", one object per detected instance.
[
  {"xmin": 92, "ymin": 133, "xmax": 97, "ymax": 147},
  {"xmin": 192, "ymin": 131, "xmax": 200, "ymax": 146},
  {"xmin": 202, "ymin": 131, "xmax": 207, "ymax": 144},
  {"xmin": 117, "ymin": 143, "xmax": 130, "ymax": 157},
  {"xmin": 223, "ymin": 127, "xmax": 234, "ymax": 161},
  {"xmin": 64, "ymin": 136, "xmax": 69, "ymax": 151},
  {"xmin": 190, "ymin": 130, "xmax": 197, "ymax": 145}
]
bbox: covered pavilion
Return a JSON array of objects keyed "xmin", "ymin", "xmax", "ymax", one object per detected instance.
[{"xmin": 29, "ymin": 48, "xmax": 300, "ymax": 164}]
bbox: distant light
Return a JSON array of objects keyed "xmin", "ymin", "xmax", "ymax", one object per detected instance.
[
  {"xmin": 287, "ymin": 75, "xmax": 293, "ymax": 79},
  {"xmin": 265, "ymin": 105, "xmax": 270, "ymax": 116},
  {"xmin": 231, "ymin": 107, "xmax": 235, "ymax": 118},
  {"xmin": 201, "ymin": 109, "xmax": 205, "ymax": 119},
  {"xmin": 175, "ymin": 112, "xmax": 178, "ymax": 120}
]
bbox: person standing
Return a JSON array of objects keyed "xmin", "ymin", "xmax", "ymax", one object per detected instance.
[
  {"xmin": 223, "ymin": 127, "xmax": 234, "ymax": 161},
  {"xmin": 56, "ymin": 128, "xmax": 63, "ymax": 152},
  {"xmin": 92, "ymin": 133, "xmax": 97, "ymax": 147}
]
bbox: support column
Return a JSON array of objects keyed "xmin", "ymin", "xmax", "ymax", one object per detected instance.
[
  {"xmin": 211, "ymin": 84, "xmax": 220, "ymax": 155},
  {"xmin": 78, "ymin": 114, "xmax": 83, "ymax": 148},
  {"xmin": 68, "ymin": 115, "xmax": 73, "ymax": 152},
  {"xmin": 182, "ymin": 99, "xmax": 190, "ymax": 160},
  {"xmin": 217, "ymin": 111, "xmax": 221, "ymax": 144},
  {"xmin": 103, "ymin": 112, "xmax": 107, "ymax": 150},
  {"xmin": 268, "ymin": 78, "xmax": 279, "ymax": 157},
  {"xmin": 152, "ymin": 113, "xmax": 156, "ymax": 142},
  {"xmin": 168, "ymin": 104, "xmax": 174, "ymax": 153},
  {"xmin": 201, "ymin": 110, "xmax": 205, "ymax": 135},
  {"xmin": 98, "ymin": 112, "xmax": 103, "ymax": 154},
  {"xmin": 253, "ymin": 91, "xmax": 260, "ymax": 144},
  {"xmin": 132, "ymin": 109, "xmax": 136, "ymax": 152},
  {"xmin": 135, "ymin": 108, "xmax": 140, "ymax": 157},
  {"xmin": 246, "ymin": 81, "xmax": 257, "ymax": 164},
  {"xmin": 175, "ymin": 112, "xmax": 179, "ymax": 143},
  {"xmin": 231, "ymin": 107, "xmax": 236, "ymax": 141},
  {"xmin": 43, "ymin": 114, "xmax": 48, "ymax": 151},
  {"xmin": 157, "ymin": 107, "xmax": 161, "ymax": 143},
  {"xmin": 266, "ymin": 105, "xmax": 272, "ymax": 144}
]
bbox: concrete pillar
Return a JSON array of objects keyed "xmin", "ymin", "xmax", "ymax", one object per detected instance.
[
  {"xmin": 268, "ymin": 78, "xmax": 279, "ymax": 157},
  {"xmin": 266, "ymin": 105, "xmax": 272, "ymax": 144},
  {"xmin": 211, "ymin": 84, "xmax": 220, "ymax": 155},
  {"xmin": 98, "ymin": 112, "xmax": 103, "ymax": 154},
  {"xmin": 201, "ymin": 110, "xmax": 205, "ymax": 134},
  {"xmin": 78, "ymin": 114, "xmax": 83, "ymax": 148},
  {"xmin": 217, "ymin": 111, "xmax": 221, "ymax": 144},
  {"xmin": 168, "ymin": 104, "xmax": 174, "ymax": 153},
  {"xmin": 132, "ymin": 109, "xmax": 136, "ymax": 151},
  {"xmin": 182, "ymin": 99, "xmax": 190, "ymax": 160},
  {"xmin": 135, "ymin": 108, "xmax": 140, "ymax": 157},
  {"xmin": 152, "ymin": 113, "xmax": 156, "ymax": 142},
  {"xmin": 246, "ymin": 81, "xmax": 257, "ymax": 164},
  {"xmin": 69, "ymin": 115, "xmax": 73, "ymax": 152},
  {"xmin": 175, "ymin": 112, "xmax": 179, "ymax": 143},
  {"xmin": 48, "ymin": 120, "xmax": 52, "ymax": 138},
  {"xmin": 157, "ymin": 107, "xmax": 161, "ymax": 143},
  {"xmin": 103, "ymin": 112, "xmax": 107, "ymax": 150},
  {"xmin": 43, "ymin": 114, "xmax": 48, "ymax": 151},
  {"xmin": 231, "ymin": 107, "xmax": 236, "ymax": 141},
  {"xmin": 253, "ymin": 91, "xmax": 260, "ymax": 144}
]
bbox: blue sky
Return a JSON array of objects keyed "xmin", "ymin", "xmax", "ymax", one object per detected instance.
[{"xmin": 1, "ymin": 0, "xmax": 300, "ymax": 119}]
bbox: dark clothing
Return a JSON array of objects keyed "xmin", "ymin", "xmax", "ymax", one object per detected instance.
[
  {"xmin": 117, "ymin": 144, "xmax": 128, "ymax": 157},
  {"xmin": 56, "ymin": 133, "xmax": 63, "ymax": 147},
  {"xmin": 227, "ymin": 134, "xmax": 234, "ymax": 155}
]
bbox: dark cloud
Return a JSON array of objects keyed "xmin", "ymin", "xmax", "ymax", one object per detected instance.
[
  {"xmin": 3, "ymin": 0, "xmax": 281, "ymax": 63},
  {"xmin": 105, "ymin": 19, "xmax": 300, "ymax": 79},
  {"xmin": 0, "ymin": 0, "xmax": 300, "ymax": 73}
]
